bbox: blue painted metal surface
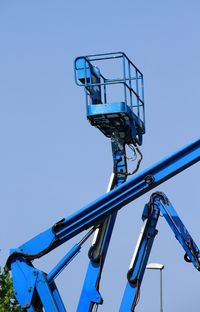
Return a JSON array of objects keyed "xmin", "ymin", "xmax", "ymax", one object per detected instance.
[
  {"xmin": 77, "ymin": 144, "xmax": 129, "ymax": 311},
  {"xmin": 7, "ymin": 137, "xmax": 200, "ymax": 310},
  {"xmin": 74, "ymin": 52, "xmax": 145, "ymax": 145},
  {"xmin": 7, "ymin": 138, "xmax": 200, "ymax": 259},
  {"xmin": 10, "ymin": 257, "xmax": 66, "ymax": 311},
  {"xmin": 154, "ymin": 193, "xmax": 200, "ymax": 269},
  {"xmin": 75, "ymin": 53, "xmax": 144, "ymax": 310},
  {"xmin": 77, "ymin": 174, "xmax": 120, "ymax": 312},
  {"xmin": 120, "ymin": 192, "xmax": 200, "ymax": 311},
  {"xmin": 47, "ymin": 244, "xmax": 81, "ymax": 283},
  {"xmin": 120, "ymin": 200, "xmax": 160, "ymax": 311},
  {"xmin": 6, "ymin": 50, "xmax": 200, "ymax": 311}
]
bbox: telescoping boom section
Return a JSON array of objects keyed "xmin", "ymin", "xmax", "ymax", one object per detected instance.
[{"xmin": 7, "ymin": 138, "xmax": 200, "ymax": 311}]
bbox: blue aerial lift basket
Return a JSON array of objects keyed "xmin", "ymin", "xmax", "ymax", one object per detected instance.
[{"xmin": 74, "ymin": 52, "xmax": 145, "ymax": 145}]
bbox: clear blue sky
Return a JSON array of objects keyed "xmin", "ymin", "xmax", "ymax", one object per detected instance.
[{"xmin": 0, "ymin": 1, "xmax": 199, "ymax": 311}]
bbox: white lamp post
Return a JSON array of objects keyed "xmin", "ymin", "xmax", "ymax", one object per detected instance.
[{"xmin": 146, "ymin": 263, "xmax": 164, "ymax": 312}]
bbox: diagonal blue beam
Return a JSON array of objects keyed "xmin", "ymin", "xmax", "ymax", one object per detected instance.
[{"xmin": 8, "ymin": 138, "xmax": 200, "ymax": 261}]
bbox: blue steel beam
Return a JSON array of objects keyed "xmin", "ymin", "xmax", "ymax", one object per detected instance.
[
  {"xmin": 77, "ymin": 175, "xmax": 117, "ymax": 310},
  {"xmin": 155, "ymin": 193, "xmax": 200, "ymax": 269},
  {"xmin": 120, "ymin": 198, "xmax": 160, "ymax": 311},
  {"xmin": 7, "ymin": 138, "xmax": 200, "ymax": 310},
  {"xmin": 8, "ymin": 138, "xmax": 200, "ymax": 261},
  {"xmin": 77, "ymin": 142, "xmax": 128, "ymax": 311},
  {"xmin": 120, "ymin": 192, "xmax": 200, "ymax": 311}
]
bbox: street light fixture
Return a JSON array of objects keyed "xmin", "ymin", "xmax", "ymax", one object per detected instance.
[{"xmin": 146, "ymin": 263, "xmax": 164, "ymax": 312}]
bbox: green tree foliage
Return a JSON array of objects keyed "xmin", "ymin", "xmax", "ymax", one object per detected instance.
[{"xmin": 0, "ymin": 267, "xmax": 20, "ymax": 311}]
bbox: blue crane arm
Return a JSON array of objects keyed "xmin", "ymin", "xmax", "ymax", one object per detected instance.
[
  {"xmin": 120, "ymin": 195, "xmax": 160, "ymax": 311},
  {"xmin": 120, "ymin": 192, "xmax": 200, "ymax": 311},
  {"xmin": 7, "ymin": 138, "xmax": 200, "ymax": 311},
  {"xmin": 7, "ymin": 138, "xmax": 200, "ymax": 261},
  {"xmin": 153, "ymin": 193, "xmax": 200, "ymax": 269},
  {"xmin": 77, "ymin": 143, "xmax": 129, "ymax": 311}
]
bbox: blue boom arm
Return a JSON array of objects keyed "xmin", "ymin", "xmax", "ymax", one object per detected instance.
[
  {"xmin": 7, "ymin": 138, "xmax": 200, "ymax": 311},
  {"xmin": 120, "ymin": 192, "xmax": 200, "ymax": 311},
  {"xmin": 75, "ymin": 52, "xmax": 144, "ymax": 312}
]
